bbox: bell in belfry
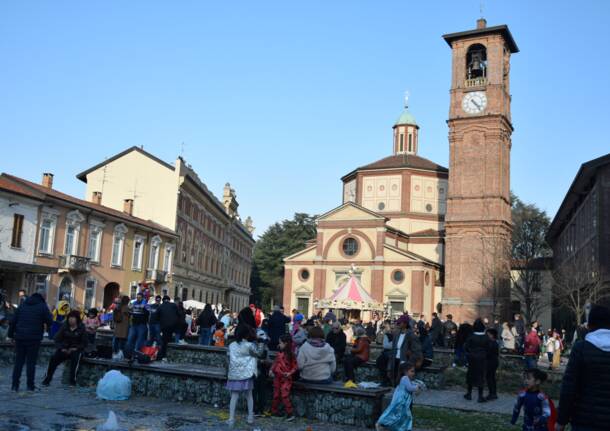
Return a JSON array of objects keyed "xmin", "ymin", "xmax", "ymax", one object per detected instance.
[{"xmin": 469, "ymin": 51, "xmax": 484, "ymax": 78}]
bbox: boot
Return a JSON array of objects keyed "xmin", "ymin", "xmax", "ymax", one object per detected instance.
[{"xmin": 477, "ymin": 387, "xmax": 486, "ymax": 403}]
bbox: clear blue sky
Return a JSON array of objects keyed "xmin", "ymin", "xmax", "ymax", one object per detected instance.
[{"xmin": 1, "ymin": 1, "xmax": 609, "ymax": 236}]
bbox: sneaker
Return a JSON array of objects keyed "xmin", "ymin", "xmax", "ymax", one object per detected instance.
[
  {"xmin": 286, "ymin": 415, "xmax": 295, "ymax": 422},
  {"xmin": 246, "ymin": 415, "xmax": 254, "ymax": 425},
  {"xmin": 343, "ymin": 380, "xmax": 358, "ymax": 389}
]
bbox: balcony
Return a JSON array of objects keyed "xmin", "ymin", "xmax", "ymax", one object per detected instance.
[
  {"xmin": 464, "ymin": 77, "xmax": 487, "ymax": 88},
  {"xmin": 146, "ymin": 269, "xmax": 168, "ymax": 284},
  {"xmin": 59, "ymin": 255, "xmax": 91, "ymax": 273}
]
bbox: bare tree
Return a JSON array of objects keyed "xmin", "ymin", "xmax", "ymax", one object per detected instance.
[
  {"xmin": 480, "ymin": 229, "xmax": 511, "ymax": 321},
  {"xmin": 553, "ymin": 252, "xmax": 610, "ymax": 328},
  {"xmin": 510, "ymin": 195, "xmax": 553, "ymax": 325}
]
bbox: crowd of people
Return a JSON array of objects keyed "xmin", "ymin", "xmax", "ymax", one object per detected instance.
[{"xmin": 4, "ymin": 286, "xmax": 610, "ymax": 431}]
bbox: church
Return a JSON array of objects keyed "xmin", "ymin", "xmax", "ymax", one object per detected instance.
[{"xmin": 283, "ymin": 19, "xmax": 517, "ymax": 322}]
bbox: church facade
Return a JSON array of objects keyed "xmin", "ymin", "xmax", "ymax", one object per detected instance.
[{"xmin": 283, "ymin": 19, "xmax": 517, "ymax": 322}]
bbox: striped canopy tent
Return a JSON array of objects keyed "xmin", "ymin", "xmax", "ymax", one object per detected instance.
[{"xmin": 318, "ymin": 275, "xmax": 384, "ymax": 311}]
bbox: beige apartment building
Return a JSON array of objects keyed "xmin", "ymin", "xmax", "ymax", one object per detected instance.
[{"xmin": 76, "ymin": 147, "xmax": 255, "ymax": 311}]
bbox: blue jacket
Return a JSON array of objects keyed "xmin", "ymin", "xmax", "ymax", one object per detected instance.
[
  {"xmin": 511, "ymin": 389, "xmax": 550, "ymax": 431},
  {"xmin": 8, "ymin": 293, "xmax": 53, "ymax": 341}
]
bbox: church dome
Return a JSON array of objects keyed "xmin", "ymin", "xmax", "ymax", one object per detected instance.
[{"xmin": 395, "ymin": 108, "xmax": 417, "ymax": 126}]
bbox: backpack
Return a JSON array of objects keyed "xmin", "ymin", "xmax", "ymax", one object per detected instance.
[{"xmin": 140, "ymin": 346, "xmax": 159, "ymax": 361}]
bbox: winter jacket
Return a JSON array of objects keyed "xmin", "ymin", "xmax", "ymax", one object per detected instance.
[
  {"xmin": 113, "ymin": 305, "xmax": 130, "ymax": 339},
  {"xmin": 8, "ymin": 293, "xmax": 52, "ymax": 341},
  {"xmin": 557, "ymin": 329, "xmax": 610, "ymax": 429},
  {"xmin": 267, "ymin": 311, "xmax": 290, "ymax": 348},
  {"xmin": 297, "ymin": 339, "xmax": 336, "ymax": 382},
  {"xmin": 351, "ymin": 336, "xmax": 370, "ymax": 362},
  {"xmin": 227, "ymin": 340, "xmax": 265, "ymax": 381},
  {"xmin": 465, "ymin": 332, "xmax": 491, "ymax": 387},
  {"xmin": 390, "ymin": 329, "xmax": 423, "ymax": 366},
  {"xmin": 502, "ymin": 325, "xmax": 517, "ymax": 350},
  {"xmin": 148, "ymin": 303, "xmax": 161, "ymax": 325},
  {"xmin": 514, "ymin": 319, "xmax": 525, "ymax": 337},
  {"xmin": 54, "ymin": 323, "xmax": 88, "ymax": 351},
  {"xmin": 326, "ymin": 329, "xmax": 347, "ymax": 359},
  {"xmin": 129, "ymin": 299, "xmax": 149, "ymax": 326},
  {"xmin": 524, "ymin": 330, "xmax": 541, "ymax": 356},
  {"xmin": 196, "ymin": 311, "xmax": 217, "ymax": 329},
  {"xmin": 157, "ymin": 302, "xmax": 179, "ymax": 329}
]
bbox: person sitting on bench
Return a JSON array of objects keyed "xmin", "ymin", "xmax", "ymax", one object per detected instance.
[{"xmin": 42, "ymin": 310, "xmax": 88, "ymax": 386}]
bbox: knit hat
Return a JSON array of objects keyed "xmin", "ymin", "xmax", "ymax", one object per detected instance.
[
  {"xmin": 589, "ymin": 305, "xmax": 610, "ymax": 330},
  {"xmin": 396, "ymin": 314, "xmax": 409, "ymax": 326}
]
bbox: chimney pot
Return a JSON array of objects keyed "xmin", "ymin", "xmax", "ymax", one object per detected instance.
[
  {"xmin": 42, "ymin": 173, "xmax": 54, "ymax": 188},
  {"xmin": 92, "ymin": 191, "xmax": 102, "ymax": 205},
  {"xmin": 476, "ymin": 18, "xmax": 487, "ymax": 29},
  {"xmin": 123, "ymin": 199, "xmax": 134, "ymax": 216}
]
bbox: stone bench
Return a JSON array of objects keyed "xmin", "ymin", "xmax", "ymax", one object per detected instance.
[
  {"xmin": 76, "ymin": 358, "xmax": 390, "ymax": 428},
  {"xmin": 0, "ymin": 340, "xmax": 56, "ymax": 366}
]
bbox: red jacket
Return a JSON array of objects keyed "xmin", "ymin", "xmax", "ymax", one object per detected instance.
[
  {"xmin": 524, "ymin": 330, "xmax": 541, "ymax": 356},
  {"xmin": 271, "ymin": 351, "xmax": 297, "ymax": 377},
  {"xmin": 351, "ymin": 337, "xmax": 370, "ymax": 362}
]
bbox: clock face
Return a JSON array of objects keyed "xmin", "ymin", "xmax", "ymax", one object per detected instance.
[{"xmin": 462, "ymin": 91, "xmax": 487, "ymax": 114}]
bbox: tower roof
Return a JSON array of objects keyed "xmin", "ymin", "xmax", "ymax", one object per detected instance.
[
  {"xmin": 442, "ymin": 24, "xmax": 519, "ymax": 53},
  {"xmin": 394, "ymin": 108, "xmax": 418, "ymax": 126}
]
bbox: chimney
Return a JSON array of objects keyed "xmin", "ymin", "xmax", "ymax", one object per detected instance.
[
  {"xmin": 123, "ymin": 199, "xmax": 134, "ymax": 216},
  {"xmin": 92, "ymin": 191, "xmax": 102, "ymax": 205},
  {"xmin": 42, "ymin": 173, "xmax": 54, "ymax": 188},
  {"xmin": 476, "ymin": 18, "xmax": 487, "ymax": 29}
]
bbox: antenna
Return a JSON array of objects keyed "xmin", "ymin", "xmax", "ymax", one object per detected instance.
[
  {"xmin": 404, "ymin": 90, "xmax": 410, "ymax": 109},
  {"xmin": 128, "ymin": 179, "xmax": 143, "ymax": 202},
  {"xmin": 180, "ymin": 142, "xmax": 185, "ymax": 159},
  {"xmin": 100, "ymin": 164, "xmax": 109, "ymax": 195}
]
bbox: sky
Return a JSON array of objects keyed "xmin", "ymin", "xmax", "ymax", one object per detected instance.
[{"xmin": 1, "ymin": 1, "xmax": 609, "ymax": 237}]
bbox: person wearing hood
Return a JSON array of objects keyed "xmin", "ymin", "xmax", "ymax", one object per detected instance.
[
  {"xmin": 9, "ymin": 289, "xmax": 53, "ymax": 391},
  {"xmin": 43, "ymin": 309, "xmax": 88, "ymax": 386},
  {"xmin": 50, "ymin": 300, "xmax": 70, "ymax": 339},
  {"xmin": 556, "ymin": 305, "xmax": 610, "ymax": 431},
  {"xmin": 297, "ymin": 326, "xmax": 336, "ymax": 384},
  {"xmin": 344, "ymin": 326, "xmax": 370, "ymax": 385},
  {"xmin": 464, "ymin": 318, "xmax": 493, "ymax": 403}
]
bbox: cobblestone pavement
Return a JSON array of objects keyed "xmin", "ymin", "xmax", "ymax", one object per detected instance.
[{"xmin": 1, "ymin": 365, "xmax": 437, "ymax": 431}]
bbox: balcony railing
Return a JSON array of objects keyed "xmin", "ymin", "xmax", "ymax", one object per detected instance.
[
  {"xmin": 146, "ymin": 269, "xmax": 168, "ymax": 284},
  {"xmin": 465, "ymin": 77, "xmax": 487, "ymax": 88},
  {"xmin": 59, "ymin": 255, "xmax": 91, "ymax": 273}
]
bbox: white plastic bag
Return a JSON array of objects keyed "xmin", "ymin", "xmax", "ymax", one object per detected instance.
[
  {"xmin": 96, "ymin": 370, "xmax": 131, "ymax": 401},
  {"xmin": 98, "ymin": 411, "xmax": 119, "ymax": 431},
  {"xmin": 112, "ymin": 350, "xmax": 124, "ymax": 361}
]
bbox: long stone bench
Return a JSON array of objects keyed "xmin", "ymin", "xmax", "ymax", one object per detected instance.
[
  {"xmin": 77, "ymin": 358, "xmax": 390, "ymax": 428},
  {"xmin": 0, "ymin": 340, "xmax": 56, "ymax": 366}
]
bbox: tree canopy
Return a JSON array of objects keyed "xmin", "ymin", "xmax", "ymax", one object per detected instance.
[{"xmin": 249, "ymin": 213, "xmax": 317, "ymax": 309}]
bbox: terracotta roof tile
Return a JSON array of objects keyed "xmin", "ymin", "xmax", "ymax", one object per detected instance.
[{"xmin": 342, "ymin": 154, "xmax": 448, "ymax": 180}]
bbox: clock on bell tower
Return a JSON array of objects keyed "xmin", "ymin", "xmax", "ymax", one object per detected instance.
[{"xmin": 442, "ymin": 18, "xmax": 519, "ymax": 322}]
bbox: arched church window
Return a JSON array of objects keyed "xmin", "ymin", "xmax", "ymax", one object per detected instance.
[
  {"xmin": 399, "ymin": 134, "xmax": 404, "ymax": 152},
  {"xmin": 342, "ymin": 237, "xmax": 359, "ymax": 257},
  {"xmin": 408, "ymin": 134, "xmax": 413, "ymax": 152},
  {"xmin": 466, "ymin": 44, "xmax": 487, "ymax": 82}
]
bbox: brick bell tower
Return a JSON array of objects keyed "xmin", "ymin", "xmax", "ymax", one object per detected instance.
[{"xmin": 442, "ymin": 19, "xmax": 519, "ymax": 322}]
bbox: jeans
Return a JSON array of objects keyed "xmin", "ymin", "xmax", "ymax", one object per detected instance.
[
  {"xmin": 148, "ymin": 323, "xmax": 161, "ymax": 346},
  {"xmin": 113, "ymin": 337, "xmax": 126, "ymax": 354},
  {"xmin": 125, "ymin": 324, "xmax": 148, "ymax": 357},
  {"xmin": 199, "ymin": 327, "xmax": 212, "ymax": 346},
  {"xmin": 524, "ymin": 355, "xmax": 537, "ymax": 370},
  {"xmin": 12, "ymin": 340, "xmax": 41, "ymax": 390}
]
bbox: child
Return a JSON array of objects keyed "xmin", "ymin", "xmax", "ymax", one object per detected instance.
[
  {"xmin": 486, "ymin": 328, "xmax": 499, "ymax": 401},
  {"xmin": 213, "ymin": 321, "xmax": 226, "ymax": 347},
  {"xmin": 551, "ymin": 332, "xmax": 561, "ymax": 369},
  {"xmin": 376, "ymin": 362, "xmax": 420, "ymax": 431},
  {"xmin": 83, "ymin": 308, "xmax": 101, "ymax": 356},
  {"xmin": 511, "ymin": 368, "xmax": 551, "ymax": 431},
  {"xmin": 270, "ymin": 334, "xmax": 297, "ymax": 421},
  {"xmin": 226, "ymin": 325, "xmax": 265, "ymax": 428}
]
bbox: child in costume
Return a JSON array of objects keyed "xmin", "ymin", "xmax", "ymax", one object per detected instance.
[
  {"xmin": 50, "ymin": 300, "xmax": 70, "ymax": 339},
  {"xmin": 376, "ymin": 362, "xmax": 421, "ymax": 431},
  {"xmin": 511, "ymin": 368, "xmax": 552, "ymax": 431},
  {"xmin": 270, "ymin": 334, "xmax": 298, "ymax": 421}
]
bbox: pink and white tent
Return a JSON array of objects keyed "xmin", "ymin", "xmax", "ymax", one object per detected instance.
[{"xmin": 318, "ymin": 275, "xmax": 384, "ymax": 311}]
